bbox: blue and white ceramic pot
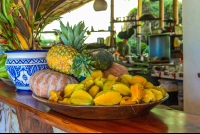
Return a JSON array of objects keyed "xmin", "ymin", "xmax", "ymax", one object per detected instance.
[{"xmin": 5, "ymin": 50, "xmax": 49, "ymax": 92}]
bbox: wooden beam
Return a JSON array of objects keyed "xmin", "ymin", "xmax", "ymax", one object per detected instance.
[
  {"xmin": 137, "ymin": 0, "xmax": 142, "ymax": 37},
  {"xmin": 173, "ymin": 0, "xmax": 179, "ymax": 24},
  {"xmin": 159, "ymin": 0, "xmax": 164, "ymax": 27},
  {"xmin": 110, "ymin": 0, "xmax": 114, "ymax": 47}
]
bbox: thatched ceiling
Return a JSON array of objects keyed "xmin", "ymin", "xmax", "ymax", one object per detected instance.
[{"xmin": 38, "ymin": 0, "xmax": 94, "ymax": 17}]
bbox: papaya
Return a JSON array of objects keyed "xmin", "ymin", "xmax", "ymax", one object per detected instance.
[
  {"xmin": 120, "ymin": 97, "xmax": 136, "ymax": 105},
  {"xmin": 144, "ymin": 82, "xmax": 154, "ymax": 89},
  {"xmin": 74, "ymin": 84, "xmax": 87, "ymax": 91},
  {"xmin": 71, "ymin": 90, "xmax": 93, "ymax": 106},
  {"xmin": 64, "ymin": 84, "xmax": 78, "ymax": 98},
  {"xmin": 91, "ymin": 70, "xmax": 103, "ymax": 79},
  {"xmin": 141, "ymin": 89, "xmax": 154, "ymax": 103},
  {"xmin": 89, "ymin": 85, "xmax": 100, "ymax": 98},
  {"xmin": 121, "ymin": 74, "xmax": 133, "ymax": 85},
  {"xmin": 112, "ymin": 84, "xmax": 131, "ymax": 96},
  {"xmin": 103, "ymin": 80, "xmax": 115, "ymax": 91},
  {"xmin": 49, "ymin": 91, "xmax": 62, "ymax": 102},
  {"xmin": 130, "ymin": 75, "xmax": 147, "ymax": 86},
  {"xmin": 85, "ymin": 79, "xmax": 95, "ymax": 91},
  {"xmin": 58, "ymin": 98, "xmax": 71, "ymax": 105},
  {"xmin": 107, "ymin": 75, "xmax": 118, "ymax": 81},
  {"xmin": 130, "ymin": 83, "xmax": 143, "ymax": 103},
  {"xmin": 149, "ymin": 89, "xmax": 163, "ymax": 101},
  {"xmin": 94, "ymin": 90, "xmax": 122, "ymax": 106}
]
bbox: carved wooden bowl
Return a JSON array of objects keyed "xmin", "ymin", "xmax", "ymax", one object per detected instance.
[{"xmin": 32, "ymin": 93, "xmax": 169, "ymax": 120}]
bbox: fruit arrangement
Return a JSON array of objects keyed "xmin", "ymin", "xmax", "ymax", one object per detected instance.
[{"xmin": 48, "ymin": 70, "xmax": 167, "ymax": 106}]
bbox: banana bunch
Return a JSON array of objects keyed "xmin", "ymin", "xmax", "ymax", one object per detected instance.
[{"xmin": 54, "ymin": 21, "xmax": 88, "ymax": 53}]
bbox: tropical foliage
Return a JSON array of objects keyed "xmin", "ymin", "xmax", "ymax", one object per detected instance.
[{"xmin": 0, "ymin": 0, "xmax": 66, "ymax": 51}]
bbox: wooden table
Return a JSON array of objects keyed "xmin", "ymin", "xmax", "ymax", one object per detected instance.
[{"xmin": 0, "ymin": 82, "xmax": 200, "ymax": 133}]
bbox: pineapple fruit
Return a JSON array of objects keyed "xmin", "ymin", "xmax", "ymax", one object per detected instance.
[{"xmin": 47, "ymin": 21, "xmax": 94, "ymax": 78}]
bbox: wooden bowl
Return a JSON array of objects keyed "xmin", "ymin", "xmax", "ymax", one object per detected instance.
[{"xmin": 32, "ymin": 93, "xmax": 169, "ymax": 120}]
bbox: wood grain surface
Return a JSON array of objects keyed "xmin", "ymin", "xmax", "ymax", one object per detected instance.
[
  {"xmin": 32, "ymin": 93, "xmax": 169, "ymax": 120},
  {"xmin": 0, "ymin": 82, "xmax": 200, "ymax": 133}
]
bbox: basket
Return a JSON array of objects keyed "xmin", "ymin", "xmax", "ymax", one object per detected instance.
[{"xmin": 0, "ymin": 77, "xmax": 15, "ymax": 87}]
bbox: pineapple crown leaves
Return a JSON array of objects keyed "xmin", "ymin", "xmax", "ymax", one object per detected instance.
[
  {"xmin": 54, "ymin": 20, "xmax": 88, "ymax": 53},
  {"xmin": 72, "ymin": 53, "xmax": 95, "ymax": 79}
]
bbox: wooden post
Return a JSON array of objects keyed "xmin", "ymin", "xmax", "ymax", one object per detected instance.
[
  {"xmin": 173, "ymin": 0, "xmax": 179, "ymax": 24},
  {"xmin": 137, "ymin": 0, "xmax": 142, "ymax": 37},
  {"xmin": 110, "ymin": 0, "xmax": 114, "ymax": 47},
  {"xmin": 137, "ymin": 0, "xmax": 142, "ymax": 55},
  {"xmin": 159, "ymin": 0, "xmax": 164, "ymax": 28}
]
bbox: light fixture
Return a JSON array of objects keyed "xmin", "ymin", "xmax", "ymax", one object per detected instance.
[{"xmin": 93, "ymin": 0, "xmax": 108, "ymax": 11}]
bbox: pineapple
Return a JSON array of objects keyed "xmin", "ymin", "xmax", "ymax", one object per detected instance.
[
  {"xmin": 47, "ymin": 45, "xmax": 78, "ymax": 74},
  {"xmin": 47, "ymin": 21, "xmax": 94, "ymax": 78}
]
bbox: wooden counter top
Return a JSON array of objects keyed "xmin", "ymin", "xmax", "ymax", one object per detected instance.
[{"xmin": 0, "ymin": 82, "xmax": 200, "ymax": 133}]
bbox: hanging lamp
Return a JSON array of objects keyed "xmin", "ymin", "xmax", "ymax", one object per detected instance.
[{"xmin": 93, "ymin": 0, "xmax": 108, "ymax": 11}]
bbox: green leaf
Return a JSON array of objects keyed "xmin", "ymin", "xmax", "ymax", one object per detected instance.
[
  {"xmin": 0, "ymin": 12, "xmax": 8, "ymax": 23},
  {"xmin": 2, "ymin": 0, "xmax": 14, "ymax": 27},
  {"xmin": 60, "ymin": 21, "xmax": 68, "ymax": 38}
]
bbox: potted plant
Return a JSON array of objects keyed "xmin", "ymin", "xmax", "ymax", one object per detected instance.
[{"xmin": 0, "ymin": 0, "xmax": 66, "ymax": 92}]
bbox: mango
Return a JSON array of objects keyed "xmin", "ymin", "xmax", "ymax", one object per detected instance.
[
  {"xmin": 130, "ymin": 75, "xmax": 147, "ymax": 86},
  {"xmin": 64, "ymin": 84, "xmax": 78, "ymax": 98},
  {"xmin": 89, "ymin": 85, "xmax": 100, "ymax": 98},
  {"xmin": 74, "ymin": 84, "xmax": 87, "ymax": 91},
  {"xmin": 107, "ymin": 75, "xmax": 118, "ymax": 81},
  {"xmin": 58, "ymin": 98, "xmax": 71, "ymax": 105},
  {"xmin": 71, "ymin": 90, "xmax": 93, "ymax": 106},
  {"xmin": 103, "ymin": 80, "xmax": 116, "ymax": 91},
  {"xmin": 144, "ymin": 82, "xmax": 154, "ymax": 89},
  {"xmin": 94, "ymin": 90, "xmax": 122, "ymax": 106},
  {"xmin": 112, "ymin": 84, "xmax": 131, "ymax": 96},
  {"xmin": 91, "ymin": 70, "xmax": 103, "ymax": 79}
]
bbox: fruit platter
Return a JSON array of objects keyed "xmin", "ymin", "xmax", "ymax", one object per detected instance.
[{"xmin": 30, "ymin": 20, "xmax": 169, "ymax": 120}]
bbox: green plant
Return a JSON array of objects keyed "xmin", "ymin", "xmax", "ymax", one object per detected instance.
[
  {"xmin": 0, "ymin": 0, "xmax": 66, "ymax": 51},
  {"xmin": 54, "ymin": 21, "xmax": 88, "ymax": 53},
  {"xmin": 0, "ymin": 54, "xmax": 8, "ymax": 78}
]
